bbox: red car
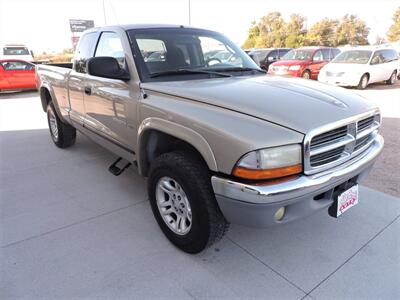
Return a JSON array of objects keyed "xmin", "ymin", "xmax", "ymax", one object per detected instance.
[
  {"xmin": 0, "ymin": 59, "xmax": 36, "ymax": 91},
  {"xmin": 268, "ymin": 47, "xmax": 340, "ymax": 79}
]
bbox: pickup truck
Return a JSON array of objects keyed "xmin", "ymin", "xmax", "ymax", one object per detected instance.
[{"xmin": 36, "ymin": 24, "xmax": 384, "ymax": 254}]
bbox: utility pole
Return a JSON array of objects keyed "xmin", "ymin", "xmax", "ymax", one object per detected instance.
[
  {"xmin": 103, "ymin": 0, "xmax": 107, "ymax": 25},
  {"xmin": 188, "ymin": 0, "xmax": 191, "ymax": 25}
]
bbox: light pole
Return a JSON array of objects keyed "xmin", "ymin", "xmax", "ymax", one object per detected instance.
[
  {"xmin": 103, "ymin": 0, "xmax": 107, "ymax": 25},
  {"xmin": 188, "ymin": 0, "xmax": 191, "ymax": 25}
]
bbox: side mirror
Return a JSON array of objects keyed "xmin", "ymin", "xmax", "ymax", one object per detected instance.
[
  {"xmin": 267, "ymin": 56, "xmax": 275, "ymax": 62},
  {"xmin": 87, "ymin": 56, "xmax": 130, "ymax": 81}
]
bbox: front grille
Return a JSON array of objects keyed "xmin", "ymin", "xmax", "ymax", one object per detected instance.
[
  {"xmin": 310, "ymin": 146, "xmax": 345, "ymax": 167},
  {"xmin": 305, "ymin": 113, "xmax": 380, "ymax": 174},
  {"xmin": 355, "ymin": 135, "xmax": 371, "ymax": 151},
  {"xmin": 310, "ymin": 125, "xmax": 348, "ymax": 148},
  {"xmin": 357, "ymin": 116, "xmax": 374, "ymax": 132}
]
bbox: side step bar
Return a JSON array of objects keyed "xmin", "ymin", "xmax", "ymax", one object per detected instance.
[{"xmin": 108, "ymin": 157, "xmax": 132, "ymax": 176}]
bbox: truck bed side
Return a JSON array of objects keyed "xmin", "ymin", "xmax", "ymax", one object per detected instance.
[{"xmin": 36, "ymin": 64, "xmax": 73, "ymax": 123}]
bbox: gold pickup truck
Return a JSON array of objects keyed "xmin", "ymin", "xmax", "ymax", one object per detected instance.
[{"xmin": 36, "ymin": 24, "xmax": 384, "ymax": 253}]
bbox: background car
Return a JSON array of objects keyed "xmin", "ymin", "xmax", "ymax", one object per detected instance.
[
  {"xmin": 1, "ymin": 44, "xmax": 34, "ymax": 62},
  {"xmin": 0, "ymin": 59, "xmax": 36, "ymax": 92},
  {"xmin": 246, "ymin": 48, "xmax": 291, "ymax": 71},
  {"xmin": 318, "ymin": 47, "xmax": 398, "ymax": 89},
  {"xmin": 268, "ymin": 47, "xmax": 340, "ymax": 79}
]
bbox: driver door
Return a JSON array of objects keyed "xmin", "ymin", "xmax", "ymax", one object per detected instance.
[{"xmin": 309, "ymin": 50, "xmax": 326, "ymax": 79}]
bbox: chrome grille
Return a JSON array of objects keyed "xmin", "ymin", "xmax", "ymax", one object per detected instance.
[
  {"xmin": 310, "ymin": 125, "xmax": 348, "ymax": 148},
  {"xmin": 310, "ymin": 146, "xmax": 345, "ymax": 167},
  {"xmin": 357, "ymin": 116, "xmax": 374, "ymax": 132},
  {"xmin": 304, "ymin": 112, "xmax": 380, "ymax": 175}
]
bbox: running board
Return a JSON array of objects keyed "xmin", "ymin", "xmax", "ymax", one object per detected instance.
[{"xmin": 108, "ymin": 157, "xmax": 132, "ymax": 176}]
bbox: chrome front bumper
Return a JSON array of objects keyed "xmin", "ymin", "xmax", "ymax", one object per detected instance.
[{"xmin": 211, "ymin": 135, "xmax": 384, "ymax": 227}]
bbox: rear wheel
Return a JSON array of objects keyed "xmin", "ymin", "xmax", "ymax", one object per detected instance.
[
  {"xmin": 386, "ymin": 71, "xmax": 397, "ymax": 85},
  {"xmin": 47, "ymin": 102, "xmax": 76, "ymax": 148},
  {"xmin": 301, "ymin": 70, "xmax": 311, "ymax": 79},
  {"xmin": 148, "ymin": 151, "xmax": 229, "ymax": 253},
  {"xmin": 357, "ymin": 74, "xmax": 369, "ymax": 90}
]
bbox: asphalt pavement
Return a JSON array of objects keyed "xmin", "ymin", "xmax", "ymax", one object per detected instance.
[{"xmin": 1, "ymin": 83, "xmax": 399, "ymax": 299}]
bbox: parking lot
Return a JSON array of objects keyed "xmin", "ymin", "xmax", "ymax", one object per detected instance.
[{"xmin": 1, "ymin": 83, "xmax": 400, "ymax": 299}]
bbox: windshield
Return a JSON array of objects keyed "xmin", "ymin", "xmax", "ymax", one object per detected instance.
[
  {"xmin": 3, "ymin": 47, "xmax": 30, "ymax": 55},
  {"xmin": 332, "ymin": 50, "xmax": 372, "ymax": 64},
  {"xmin": 128, "ymin": 28, "xmax": 260, "ymax": 81},
  {"xmin": 281, "ymin": 49, "xmax": 313, "ymax": 61}
]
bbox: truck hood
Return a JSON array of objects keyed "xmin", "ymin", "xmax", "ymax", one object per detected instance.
[{"xmin": 141, "ymin": 75, "xmax": 377, "ymax": 134}]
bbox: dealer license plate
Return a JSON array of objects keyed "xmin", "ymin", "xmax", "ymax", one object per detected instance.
[{"xmin": 336, "ymin": 185, "xmax": 359, "ymax": 217}]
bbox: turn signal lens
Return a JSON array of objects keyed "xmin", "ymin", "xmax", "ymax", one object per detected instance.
[{"xmin": 233, "ymin": 164, "xmax": 302, "ymax": 180}]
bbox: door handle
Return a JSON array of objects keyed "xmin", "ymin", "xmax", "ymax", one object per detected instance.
[{"xmin": 84, "ymin": 86, "xmax": 92, "ymax": 95}]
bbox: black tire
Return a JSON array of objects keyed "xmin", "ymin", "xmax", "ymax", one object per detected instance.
[
  {"xmin": 386, "ymin": 71, "xmax": 397, "ymax": 85},
  {"xmin": 357, "ymin": 74, "xmax": 369, "ymax": 90},
  {"xmin": 148, "ymin": 151, "xmax": 229, "ymax": 253},
  {"xmin": 47, "ymin": 101, "xmax": 76, "ymax": 148},
  {"xmin": 301, "ymin": 70, "xmax": 311, "ymax": 79}
]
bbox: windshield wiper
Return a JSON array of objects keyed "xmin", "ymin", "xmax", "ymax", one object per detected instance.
[
  {"xmin": 149, "ymin": 69, "xmax": 232, "ymax": 78},
  {"xmin": 210, "ymin": 67, "xmax": 266, "ymax": 74}
]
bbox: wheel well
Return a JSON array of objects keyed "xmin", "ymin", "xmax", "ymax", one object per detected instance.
[
  {"xmin": 139, "ymin": 129, "xmax": 208, "ymax": 177},
  {"xmin": 39, "ymin": 87, "xmax": 52, "ymax": 112},
  {"xmin": 363, "ymin": 72, "xmax": 370, "ymax": 79}
]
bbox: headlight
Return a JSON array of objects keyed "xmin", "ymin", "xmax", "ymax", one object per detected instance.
[
  {"xmin": 233, "ymin": 144, "xmax": 302, "ymax": 180},
  {"xmin": 288, "ymin": 65, "xmax": 301, "ymax": 71}
]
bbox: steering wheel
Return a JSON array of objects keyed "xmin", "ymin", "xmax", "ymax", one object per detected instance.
[{"xmin": 206, "ymin": 57, "xmax": 221, "ymax": 66}]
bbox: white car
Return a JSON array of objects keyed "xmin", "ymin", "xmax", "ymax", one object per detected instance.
[
  {"xmin": 318, "ymin": 48, "xmax": 398, "ymax": 89},
  {"xmin": 0, "ymin": 44, "xmax": 34, "ymax": 62}
]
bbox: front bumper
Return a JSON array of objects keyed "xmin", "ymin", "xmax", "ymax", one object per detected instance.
[
  {"xmin": 212, "ymin": 135, "xmax": 384, "ymax": 227},
  {"xmin": 268, "ymin": 69, "xmax": 301, "ymax": 77},
  {"xmin": 318, "ymin": 75, "xmax": 360, "ymax": 87}
]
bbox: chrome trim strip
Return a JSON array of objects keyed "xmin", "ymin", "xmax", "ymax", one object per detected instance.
[
  {"xmin": 356, "ymin": 121, "xmax": 380, "ymax": 139},
  {"xmin": 212, "ymin": 135, "xmax": 383, "ymax": 204},
  {"xmin": 310, "ymin": 134, "xmax": 354, "ymax": 156}
]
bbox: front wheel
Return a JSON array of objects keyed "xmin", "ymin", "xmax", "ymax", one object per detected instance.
[
  {"xmin": 148, "ymin": 151, "xmax": 229, "ymax": 253},
  {"xmin": 357, "ymin": 74, "xmax": 369, "ymax": 90},
  {"xmin": 301, "ymin": 70, "xmax": 311, "ymax": 79},
  {"xmin": 386, "ymin": 71, "xmax": 397, "ymax": 85},
  {"xmin": 47, "ymin": 102, "xmax": 76, "ymax": 148}
]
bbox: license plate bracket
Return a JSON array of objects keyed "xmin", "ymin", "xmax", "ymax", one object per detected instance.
[{"xmin": 328, "ymin": 184, "xmax": 359, "ymax": 218}]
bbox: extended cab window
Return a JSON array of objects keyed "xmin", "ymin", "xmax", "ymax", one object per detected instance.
[
  {"xmin": 74, "ymin": 32, "xmax": 97, "ymax": 73},
  {"xmin": 95, "ymin": 32, "xmax": 125, "ymax": 67}
]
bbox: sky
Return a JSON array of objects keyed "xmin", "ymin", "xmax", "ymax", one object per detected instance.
[{"xmin": 0, "ymin": 0, "xmax": 399, "ymax": 53}]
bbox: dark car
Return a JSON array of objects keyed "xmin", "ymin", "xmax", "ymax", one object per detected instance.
[{"xmin": 246, "ymin": 48, "xmax": 292, "ymax": 71}]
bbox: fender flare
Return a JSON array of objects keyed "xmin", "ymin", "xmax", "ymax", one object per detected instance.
[
  {"xmin": 39, "ymin": 83, "xmax": 65, "ymax": 122},
  {"xmin": 137, "ymin": 117, "xmax": 218, "ymax": 175}
]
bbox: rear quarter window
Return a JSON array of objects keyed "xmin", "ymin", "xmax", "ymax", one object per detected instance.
[{"xmin": 74, "ymin": 32, "xmax": 98, "ymax": 73}]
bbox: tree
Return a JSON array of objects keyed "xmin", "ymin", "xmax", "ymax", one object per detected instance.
[
  {"xmin": 305, "ymin": 18, "xmax": 338, "ymax": 46},
  {"xmin": 257, "ymin": 12, "xmax": 287, "ymax": 47},
  {"xmin": 285, "ymin": 14, "xmax": 307, "ymax": 48},
  {"xmin": 335, "ymin": 15, "xmax": 369, "ymax": 46},
  {"xmin": 387, "ymin": 7, "xmax": 400, "ymax": 42},
  {"xmin": 242, "ymin": 21, "xmax": 260, "ymax": 49}
]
